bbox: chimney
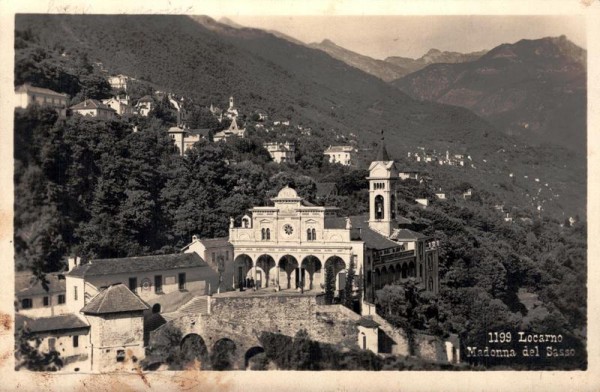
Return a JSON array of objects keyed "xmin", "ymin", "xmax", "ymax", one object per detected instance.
[{"xmin": 68, "ymin": 256, "xmax": 79, "ymax": 271}]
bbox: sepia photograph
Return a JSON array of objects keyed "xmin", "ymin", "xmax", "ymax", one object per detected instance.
[{"xmin": 2, "ymin": 1, "xmax": 599, "ymax": 390}]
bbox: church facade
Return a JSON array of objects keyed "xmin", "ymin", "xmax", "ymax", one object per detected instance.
[{"xmin": 229, "ymin": 141, "xmax": 440, "ymax": 302}]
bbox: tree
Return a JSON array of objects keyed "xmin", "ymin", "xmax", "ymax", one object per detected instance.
[
  {"xmin": 343, "ymin": 256, "xmax": 356, "ymax": 310},
  {"xmin": 15, "ymin": 327, "xmax": 63, "ymax": 371},
  {"xmin": 324, "ymin": 262, "xmax": 335, "ymax": 305},
  {"xmin": 144, "ymin": 323, "xmax": 185, "ymax": 370}
]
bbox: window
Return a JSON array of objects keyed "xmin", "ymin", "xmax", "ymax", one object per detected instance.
[
  {"xmin": 266, "ymin": 228, "xmax": 271, "ymax": 240},
  {"xmin": 58, "ymin": 294, "xmax": 66, "ymax": 304},
  {"xmin": 154, "ymin": 275, "xmax": 163, "ymax": 294},
  {"xmin": 43, "ymin": 296, "xmax": 49, "ymax": 306},
  {"xmin": 261, "ymin": 228, "xmax": 266, "ymax": 240},
  {"xmin": 48, "ymin": 338, "xmax": 56, "ymax": 351},
  {"xmin": 129, "ymin": 277, "xmax": 137, "ymax": 293},
  {"xmin": 21, "ymin": 298, "xmax": 32, "ymax": 309},
  {"xmin": 178, "ymin": 273, "xmax": 186, "ymax": 290},
  {"xmin": 116, "ymin": 350, "xmax": 126, "ymax": 362},
  {"xmin": 375, "ymin": 195, "xmax": 384, "ymax": 219},
  {"xmin": 212, "ymin": 252, "xmax": 216, "ymax": 263},
  {"xmin": 73, "ymin": 336, "xmax": 79, "ymax": 348},
  {"xmin": 225, "ymin": 251, "xmax": 229, "ymax": 261},
  {"xmin": 74, "ymin": 286, "xmax": 78, "ymax": 301}
]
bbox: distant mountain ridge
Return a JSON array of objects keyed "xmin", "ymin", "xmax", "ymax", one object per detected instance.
[
  {"xmin": 385, "ymin": 48, "xmax": 488, "ymax": 74},
  {"xmin": 309, "ymin": 39, "xmax": 410, "ymax": 82},
  {"xmin": 14, "ymin": 15, "xmax": 586, "ymax": 218},
  {"xmin": 391, "ymin": 35, "xmax": 586, "ymax": 153}
]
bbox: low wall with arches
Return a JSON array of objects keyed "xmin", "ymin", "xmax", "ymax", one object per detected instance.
[{"xmin": 152, "ymin": 294, "xmax": 368, "ymax": 369}]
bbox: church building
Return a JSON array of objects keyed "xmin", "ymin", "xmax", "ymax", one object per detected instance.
[{"xmin": 228, "ymin": 136, "xmax": 439, "ymax": 302}]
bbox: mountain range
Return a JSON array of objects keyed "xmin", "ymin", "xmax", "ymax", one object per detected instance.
[
  {"xmin": 308, "ymin": 40, "xmax": 486, "ymax": 82},
  {"xmin": 14, "ymin": 14, "xmax": 586, "ymax": 218},
  {"xmin": 391, "ymin": 36, "xmax": 586, "ymax": 152}
]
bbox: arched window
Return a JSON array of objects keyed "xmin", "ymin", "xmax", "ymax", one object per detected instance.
[
  {"xmin": 428, "ymin": 277, "xmax": 434, "ymax": 291},
  {"xmin": 375, "ymin": 195, "xmax": 384, "ymax": 219},
  {"xmin": 307, "ymin": 228, "xmax": 312, "ymax": 241},
  {"xmin": 391, "ymin": 194, "xmax": 396, "ymax": 219},
  {"xmin": 311, "ymin": 228, "xmax": 316, "ymax": 240},
  {"xmin": 261, "ymin": 228, "xmax": 266, "ymax": 240},
  {"xmin": 266, "ymin": 228, "xmax": 271, "ymax": 240}
]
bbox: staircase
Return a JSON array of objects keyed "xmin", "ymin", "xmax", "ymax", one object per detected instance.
[
  {"xmin": 367, "ymin": 312, "xmax": 410, "ymax": 356},
  {"xmin": 177, "ymin": 296, "xmax": 210, "ymax": 316}
]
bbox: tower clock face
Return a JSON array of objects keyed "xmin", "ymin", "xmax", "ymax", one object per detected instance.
[{"xmin": 283, "ymin": 224, "xmax": 294, "ymax": 236}]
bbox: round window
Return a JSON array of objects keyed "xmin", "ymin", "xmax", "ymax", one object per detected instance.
[{"xmin": 283, "ymin": 224, "xmax": 294, "ymax": 235}]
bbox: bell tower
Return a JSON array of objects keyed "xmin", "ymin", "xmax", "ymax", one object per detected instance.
[{"xmin": 368, "ymin": 132, "xmax": 399, "ymax": 237}]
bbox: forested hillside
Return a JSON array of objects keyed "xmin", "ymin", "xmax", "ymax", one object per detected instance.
[{"xmin": 13, "ymin": 14, "xmax": 587, "ymax": 369}]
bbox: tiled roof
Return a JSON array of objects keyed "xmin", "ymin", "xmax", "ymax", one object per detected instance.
[
  {"xmin": 15, "ymin": 314, "xmax": 89, "ymax": 333},
  {"xmin": 390, "ymin": 229, "xmax": 428, "ymax": 241},
  {"xmin": 70, "ymin": 99, "xmax": 115, "ymax": 111},
  {"xmin": 67, "ymin": 253, "xmax": 207, "ymax": 278},
  {"xmin": 325, "ymin": 146, "xmax": 354, "ymax": 152},
  {"xmin": 81, "ymin": 284, "xmax": 149, "ymax": 315},
  {"xmin": 138, "ymin": 95, "xmax": 154, "ymax": 102},
  {"xmin": 316, "ymin": 182, "xmax": 338, "ymax": 198},
  {"xmin": 349, "ymin": 216, "xmax": 402, "ymax": 250},
  {"xmin": 15, "ymin": 272, "xmax": 66, "ymax": 297},
  {"xmin": 357, "ymin": 317, "xmax": 380, "ymax": 328},
  {"xmin": 15, "ymin": 84, "xmax": 68, "ymax": 97}
]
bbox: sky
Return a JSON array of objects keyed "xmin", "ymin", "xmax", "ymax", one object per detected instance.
[{"xmin": 226, "ymin": 15, "xmax": 586, "ymax": 59}]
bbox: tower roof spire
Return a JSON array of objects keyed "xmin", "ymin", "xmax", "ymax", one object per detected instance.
[{"xmin": 376, "ymin": 130, "xmax": 390, "ymax": 161}]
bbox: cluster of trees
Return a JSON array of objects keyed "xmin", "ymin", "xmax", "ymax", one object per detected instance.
[
  {"xmin": 375, "ymin": 183, "xmax": 587, "ymax": 369},
  {"xmin": 15, "ymin": 29, "xmax": 112, "ymax": 105},
  {"xmin": 14, "ymin": 106, "xmax": 369, "ymax": 277}
]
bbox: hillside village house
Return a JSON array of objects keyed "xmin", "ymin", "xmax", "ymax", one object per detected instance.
[
  {"xmin": 136, "ymin": 95, "xmax": 155, "ymax": 117},
  {"xmin": 15, "ymin": 313, "xmax": 91, "ymax": 371},
  {"xmin": 107, "ymin": 74, "xmax": 130, "ymax": 91},
  {"xmin": 102, "ymin": 96, "xmax": 133, "ymax": 116},
  {"xmin": 80, "ymin": 284, "xmax": 148, "ymax": 372},
  {"xmin": 15, "ymin": 272, "xmax": 68, "ymax": 318},
  {"xmin": 214, "ymin": 117, "xmax": 246, "ymax": 142},
  {"xmin": 167, "ymin": 126, "xmax": 211, "ymax": 156},
  {"xmin": 324, "ymin": 145, "xmax": 356, "ymax": 166},
  {"xmin": 70, "ymin": 99, "xmax": 117, "ymax": 120},
  {"xmin": 65, "ymin": 253, "xmax": 220, "ymax": 314},
  {"xmin": 182, "ymin": 236, "xmax": 234, "ymax": 292},
  {"xmin": 263, "ymin": 142, "xmax": 296, "ymax": 163},
  {"xmin": 15, "ymin": 84, "xmax": 68, "ymax": 117}
]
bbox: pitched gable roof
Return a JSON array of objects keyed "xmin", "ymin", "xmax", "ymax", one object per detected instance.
[
  {"xmin": 15, "ymin": 84, "xmax": 68, "ymax": 97},
  {"xmin": 15, "ymin": 272, "xmax": 66, "ymax": 297},
  {"xmin": 70, "ymin": 99, "xmax": 115, "ymax": 111},
  {"xmin": 67, "ymin": 253, "xmax": 207, "ymax": 278},
  {"xmin": 390, "ymin": 228, "xmax": 428, "ymax": 241},
  {"xmin": 15, "ymin": 314, "xmax": 89, "ymax": 333},
  {"xmin": 81, "ymin": 284, "xmax": 149, "ymax": 315}
]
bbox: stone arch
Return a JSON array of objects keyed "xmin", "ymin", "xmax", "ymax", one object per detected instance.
[
  {"xmin": 211, "ymin": 338, "xmax": 237, "ymax": 370},
  {"xmin": 256, "ymin": 254, "xmax": 276, "ymax": 288},
  {"xmin": 408, "ymin": 261, "xmax": 416, "ymax": 278},
  {"xmin": 301, "ymin": 256, "xmax": 322, "ymax": 290},
  {"xmin": 389, "ymin": 265, "xmax": 397, "ymax": 284},
  {"xmin": 279, "ymin": 255, "xmax": 299, "ymax": 289},
  {"xmin": 325, "ymin": 256, "xmax": 347, "ymax": 291},
  {"xmin": 244, "ymin": 346, "xmax": 266, "ymax": 369},
  {"xmin": 395, "ymin": 263, "xmax": 402, "ymax": 281},
  {"xmin": 234, "ymin": 254, "xmax": 253, "ymax": 289},
  {"xmin": 381, "ymin": 266, "xmax": 388, "ymax": 287},
  {"xmin": 374, "ymin": 268, "xmax": 381, "ymax": 290},
  {"xmin": 181, "ymin": 333, "xmax": 208, "ymax": 365},
  {"xmin": 401, "ymin": 263, "xmax": 408, "ymax": 279}
]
